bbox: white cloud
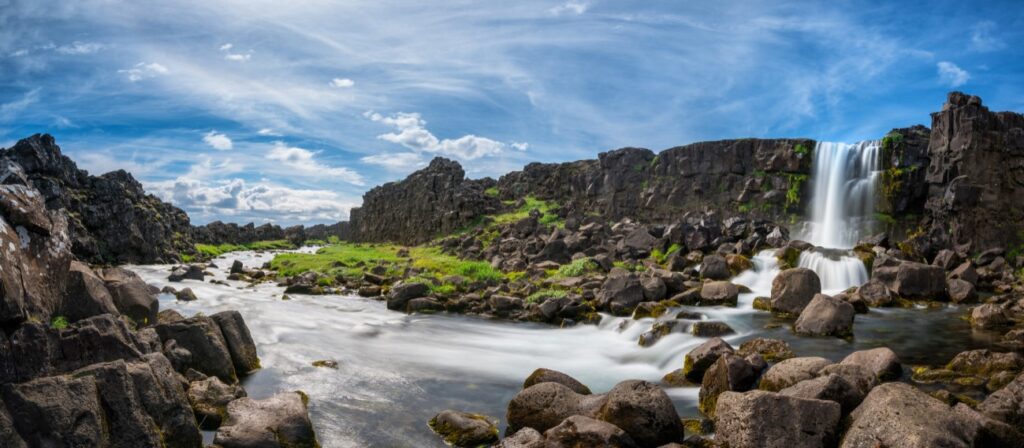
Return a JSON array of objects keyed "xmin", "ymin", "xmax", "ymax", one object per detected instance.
[
  {"xmin": 9, "ymin": 49, "xmax": 29, "ymax": 57},
  {"xmin": 119, "ymin": 62, "xmax": 168, "ymax": 82},
  {"xmin": 360, "ymin": 152, "xmax": 426, "ymax": 171},
  {"xmin": 56, "ymin": 41, "xmax": 103, "ymax": 54},
  {"xmin": 266, "ymin": 142, "xmax": 364, "ymax": 185},
  {"xmin": 969, "ymin": 21, "xmax": 1005, "ymax": 52},
  {"xmin": 219, "ymin": 43, "xmax": 252, "ymax": 61},
  {"xmin": 511, "ymin": 142, "xmax": 529, "ymax": 151},
  {"xmin": 257, "ymin": 128, "xmax": 282, "ymax": 136},
  {"xmin": 148, "ymin": 177, "xmax": 356, "ymax": 223},
  {"xmin": 219, "ymin": 43, "xmax": 233, "ymax": 51},
  {"xmin": 937, "ymin": 61, "xmax": 970, "ymax": 87},
  {"xmin": 330, "ymin": 77, "xmax": 355, "ymax": 88},
  {"xmin": 550, "ymin": 1, "xmax": 588, "ymax": 16},
  {"xmin": 366, "ymin": 111, "xmax": 523, "ymax": 160},
  {"xmin": 202, "ymin": 131, "xmax": 233, "ymax": 150}
]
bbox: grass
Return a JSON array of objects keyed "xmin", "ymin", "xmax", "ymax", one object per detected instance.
[
  {"xmin": 793, "ymin": 143, "xmax": 811, "ymax": 155},
  {"xmin": 555, "ymin": 258, "xmax": 599, "ymax": 278},
  {"xmin": 784, "ymin": 173, "xmax": 809, "ymax": 208},
  {"xmin": 874, "ymin": 212, "xmax": 897, "ymax": 225},
  {"xmin": 651, "ymin": 243, "xmax": 683, "ymax": 264},
  {"xmin": 484, "ymin": 187, "xmax": 499, "ymax": 197},
  {"xmin": 50, "ymin": 315, "xmax": 68, "ymax": 330},
  {"xmin": 269, "ymin": 243, "xmax": 503, "ymax": 284},
  {"xmin": 526, "ymin": 289, "xmax": 567, "ymax": 304},
  {"xmin": 492, "ymin": 196, "xmax": 560, "ymax": 226},
  {"xmin": 195, "ymin": 240, "xmax": 296, "ymax": 258}
]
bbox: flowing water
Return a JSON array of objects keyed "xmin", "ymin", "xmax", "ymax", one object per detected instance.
[{"xmin": 129, "ymin": 247, "xmax": 989, "ymax": 447}]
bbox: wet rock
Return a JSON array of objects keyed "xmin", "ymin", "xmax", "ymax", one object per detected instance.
[
  {"xmin": 794, "ymin": 294, "xmax": 855, "ymax": 337},
  {"xmin": 699, "ymin": 281, "xmax": 739, "ymax": 306},
  {"xmin": 213, "ymin": 391, "xmax": 319, "ymax": 448},
  {"xmin": 599, "ymin": 380, "xmax": 684, "ymax": 447},
  {"xmin": 736, "ymin": 338, "xmax": 795, "ymax": 362},
  {"xmin": 428, "ymin": 410, "xmax": 499, "ymax": 447},
  {"xmin": 759, "ymin": 357, "xmax": 832, "ymax": 391},
  {"xmin": 495, "ymin": 427, "xmax": 544, "ymax": 448},
  {"xmin": 174, "ymin": 287, "xmax": 198, "ymax": 302},
  {"xmin": 855, "ymin": 279, "xmax": 893, "ymax": 307},
  {"xmin": 169, "ymin": 265, "xmax": 205, "ymax": 282},
  {"xmin": 311, "ymin": 360, "xmax": 338, "ymax": 369},
  {"xmin": 2, "ymin": 374, "xmax": 106, "ymax": 446},
  {"xmin": 770, "ymin": 268, "xmax": 821, "ymax": 315},
  {"xmin": 872, "ymin": 260, "xmax": 947, "ymax": 300},
  {"xmin": 978, "ymin": 372, "xmax": 1024, "ymax": 428},
  {"xmin": 506, "ymin": 382, "xmax": 607, "ymax": 435},
  {"xmin": 690, "ymin": 321, "xmax": 734, "ymax": 337},
  {"xmin": 699, "ymin": 255, "xmax": 730, "ymax": 280},
  {"xmin": 386, "ymin": 281, "xmax": 430, "ymax": 311},
  {"xmin": 946, "ymin": 349, "xmax": 1024, "ymax": 376},
  {"xmin": 781, "ymin": 374, "xmax": 863, "ymax": 414},
  {"xmin": 188, "ymin": 376, "xmax": 246, "ymax": 429},
  {"xmin": 126, "ymin": 354, "xmax": 203, "ymax": 447},
  {"xmin": 638, "ymin": 320, "xmax": 687, "ymax": 347},
  {"xmin": 947, "ymin": 278, "xmax": 977, "ymax": 303},
  {"xmin": 971, "ymin": 303, "xmax": 1010, "ymax": 329},
  {"xmin": 97, "ymin": 267, "xmax": 159, "ymax": 326},
  {"xmin": 841, "ymin": 347, "xmax": 902, "ymax": 381},
  {"xmin": 155, "ymin": 315, "xmax": 237, "ymax": 383},
  {"xmin": 714, "ymin": 390, "xmax": 841, "ymax": 448},
  {"xmin": 544, "ymin": 415, "xmax": 638, "ymax": 448},
  {"xmin": 597, "ymin": 271, "xmax": 645, "ymax": 316},
  {"xmin": 211, "ymin": 310, "xmax": 261, "ymax": 376},
  {"xmin": 523, "ymin": 368, "xmax": 592, "ymax": 395},
  {"xmin": 683, "ymin": 337, "xmax": 735, "ymax": 382},
  {"xmin": 230, "ymin": 260, "xmax": 244, "ymax": 274},
  {"xmin": 60, "ymin": 261, "xmax": 119, "ymax": 322},
  {"xmin": 357, "ymin": 285, "xmax": 381, "ymax": 297},
  {"xmin": 699, "ymin": 354, "xmax": 760, "ymax": 418},
  {"xmin": 73, "ymin": 360, "xmax": 169, "ymax": 447},
  {"xmin": 408, "ymin": 297, "xmax": 444, "ymax": 313},
  {"xmin": 640, "ymin": 277, "xmax": 667, "ymax": 301}
]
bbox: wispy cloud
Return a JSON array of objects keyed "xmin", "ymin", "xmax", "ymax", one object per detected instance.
[
  {"xmin": 56, "ymin": 41, "xmax": 103, "ymax": 55},
  {"xmin": 969, "ymin": 21, "xmax": 1005, "ymax": 52},
  {"xmin": 118, "ymin": 62, "xmax": 168, "ymax": 82},
  {"xmin": 202, "ymin": 131, "xmax": 233, "ymax": 150},
  {"xmin": 148, "ymin": 177, "xmax": 357, "ymax": 223},
  {"xmin": 937, "ymin": 61, "xmax": 970, "ymax": 87},
  {"xmin": 219, "ymin": 43, "xmax": 252, "ymax": 61},
  {"xmin": 266, "ymin": 142, "xmax": 364, "ymax": 185},
  {"xmin": 550, "ymin": 1, "xmax": 588, "ymax": 16},
  {"xmin": 330, "ymin": 77, "xmax": 355, "ymax": 88}
]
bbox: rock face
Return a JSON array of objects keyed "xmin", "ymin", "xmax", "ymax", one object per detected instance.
[
  {"xmin": 714, "ymin": 390, "xmax": 841, "ymax": 448},
  {"xmin": 214, "ymin": 391, "xmax": 319, "ymax": 448},
  {"xmin": 348, "ymin": 158, "xmax": 500, "ymax": 245},
  {"xmin": 1, "ymin": 134, "xmax": 193, "ymax": 263}
]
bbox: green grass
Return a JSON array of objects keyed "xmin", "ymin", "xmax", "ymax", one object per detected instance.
[
  {"xmin": 738, "ymin": 201, "xmax": 753, "ymax": 213},
  {"xmin": 492, "ymin": 196, "xmax": 561, "ymax": 226},
  {"xmin": 484, "ymin": 187, "xmax": 499, "ymax": 197},
  {"xmin": 874, "ymin": 212, "xmax": 897, "ymax": 225},
  {"xmin": 793, "ymin": 143, "xmax": 811, "ymax": 155},
  {"xmin": 50, "ymin": 315, "xmax": 68, "ymax": 330},
  {"xmin": 526, "ymin": 289, "xmax": 567, "ymax": 304},
  {"xmin": 651, "ymin": 243, "xmax": 683, "ymax": 264},
  {"xmin": 269, "ymin": 243, "xmax": 504, "ymax": 284},
  {"xmin": 195, "ymin": 239, "xmax": 296, "ymax": 258},
  {"xmin": 555, "ymin": 258, "xmax": 599, "ymax": 278},
  {"xmin": 613, "ymin": 261, "xmax": 646, "ymax": 272}
]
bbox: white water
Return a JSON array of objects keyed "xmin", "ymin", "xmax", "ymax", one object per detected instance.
[{"xmin": 796, "ymin": 141, "xmax": 880, "ymax": 292}]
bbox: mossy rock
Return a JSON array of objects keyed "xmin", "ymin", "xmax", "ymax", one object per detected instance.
[
  {"xmin": 662, "ymin": 369, "xmax": 698, "ymax": 388},
  {"xmin": 911, "ymin": 366, "xmax": 962, "ymax": 383},
  {"xmin": 682, "ymin": 417, "xmax": 714, "ymax": 436},
  {"xmin": 752, "ymin": 296, "xmax": 771, "ymax": 311},
  {"xmin": 428, "ymin": 411, "xmax": 499, "ymax": 447}
]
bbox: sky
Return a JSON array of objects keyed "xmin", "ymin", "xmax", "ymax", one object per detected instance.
[{"xmin": 1, "ymin": 0, "xmax": 1022, "ymax": 226}]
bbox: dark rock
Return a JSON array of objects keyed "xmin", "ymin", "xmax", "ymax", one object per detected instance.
[
  {"xmin": 690, "ymin": 321, "xmax": 734, "ymax": 337},
  {"xmin": 817, "ymin": 364, "xmax": 879, "ymax": 397},
  {"xmin": 872, "ymin": 260, "xmax": 947, "ymax": 300},
  {"xmin": 946, "ymin": 349, "xmax": 1024, "ymax": 376},
  {"xmin": 699, "ymin": 354, "xmax": 759, "ymax": 418},
  {"xmin": 699, "ymin": 281, "xmax": 738, "ymax": 306},
  {"xmin": 683, "ymin": 337, "xmax": 735, "ymax": 382},
  {"xmin": 597, "ymin": 271, "xmax": 645, "ymax": 316},
  {"xmin": 855, "ymin": 279, "xmax": 893, "ymax": 307},
  {"xmin": 408, "ymin": 297, "xmax": 444, "ymax": 313},
  {"xmin": 169, "ymin": 265, "xmax": 205, "ymax": 282},
  {"xmin": 495, "ymin": 428, "xmax": 544, "ymax": 448},
  {"xmin": 387, "ymin": 282, "xmax": 431, "ymax": 311},
  {"xmin": 188, "ymin": 374, "xmax": 248, "ymax": 429},
  {"xmin": 544, "ymin": 415, "xmax": 638, "ymax": 448},
  {"xmin": 97, "ymin": 267, "xmax": 159, "ymax": 326},
  {"xmin": 2, "ymin": 374, "xmax": 105, "ymax": 446},
  {"xmin": 429, "ymin": 410, "xmax": 499, "ymax": 447},
  {"xmin": 714, "ymin": 390, "xmax": 841, "ymax": 448},
  {"xmin": 60, "ymin": 261, "xmax": 119, "ymax": 322},
  {"xmin": 127, "ymin": 353, "xmax": 204, "ymax": 447},
  {"xmin": 971, "ymin": 303, "xmax": 1010, "ymax": 329},
  {"xmin": 230, "ymin": 260, "xmax": 244, "ymax": 274},
  {"xmin": 213, "ymin": 391, "xmax": 319, "ymax": 448},
  {"xmin": 759, "ymin": 357, "xmax": 832, "ymax": 391},
  {"xmin": 736, "ymin": 338, "xmax": 794, "ymax": 362},
  {"xmin": 794, "ymin": 294, "xmax": 855, "ymax": 337},
  {"xmin": 949, "ymin": 262, "xmax": 979, "ymax": 285},
  {"xmin": 640, "ymin": 277, "xmax": 667, "ymax": 301},
  {"xmin": 947, "ymin": 278, "xmax": 977, "ymax": 303},
  {"xmin": 841, "ymin": 347, "xmax": 902, "ymax": 381},
  {"xmin": 174, "ymin": 287, "xmax": 198, "ymax": 302},
  {"xmin": 523, "ymin": 368, "xmax": 592, "ymax": 395},
  {"xmin": 770, "ymin": 268, "xmax": 821, "ymax": 315},
  {"xmin": 72, "ymin": 360, "xmax": 163, "ymax": 447},
  {"xmin": 155, "ymin": 315, "xmax": 237, "ymax": 383},
  {"xmin": 506, "ymin": 382, "xmax": 607, "ymax": 435},
  {"xmin": 210, "ymin": 310, "xmax": 261, "ymax": 376},
  {"xmin": 599, "ymin": 380, "xmax": 684, "ymax": 447},
  {"xmin": 699, "ymin": 255, "xmax": 730, "ymax": 280},
  {"xmin": 780, "ymin": 374, "xmax": 863, "ymax": 414},
  {"xmin": 979, "ymin": 372, "xmax": 1024, "ymax": 428}
]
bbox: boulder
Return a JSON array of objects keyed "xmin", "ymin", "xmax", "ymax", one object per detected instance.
[
  {"xmin": 169, "ymin": 265, "xmax": 205, "ymax": 282},
  {"xmin": 794, "ymin": 294, "xmax": 855, "ymax": 337},
  {"xmin": 759, "ymin": 357, "xmax": 832, "ymax": 391},
  {"xmin": 699, "ymin": 255, "xmax": 730, "ymax": 280},
  {"xmin": 386, "ymin": 282, "xmax": 430, "ymax": 311},
  {"xmin": 698, "ymin": 354, "xmax": 760, "ymax": 418},
  {"xmin": 188, "ymin": 376, "xmax": 247, "ymax": 429},
  {"xmin": 0, "ymin": 402, "xmax": 26, "ymax": 448},
  {"xmin": 736, "ymin": 338, "xmax": 795, "ymax": 362},
  {"xmin": 947, "ymin": 278, "xmax": 977, "ymax": 303},
  {"xmin": 946, "ymin": 349, "xmax": 1024, "ymax": 376},
  {"xmin": 73, "ymin": 360, "xmax": 164, "ymax": 447},
  {"xmin": 714, "ymin": 390, "xmax": 841, "ymax": 448},
  {"xmin": 495, "ymin": 428, "xmax": 544, "ymax": 448},
  {"xmin": 640, "ymin": 277, "xmax": 666, "ymax": 301},
  {"xmin": 428, "ymin": 410, "xmax": 499, "ymax": 447},
  {"xmin": 872, "ymin": 260, "xmax": 947, "ymax": 300},
  {"xmin": 855, "ymin": 279, "xmax": 893, "ymax": 307},
  {"xmin": 408, "ymin": 297, "xmax": 444, "ymax": 313},
  {"xmin": 126, "ymin": 353, "xmax": 203, "ymax": 448},
  {"xmin": 97, "ymin": 267, "xmax": 159, "ymax": 326},
  {"xmin": 683, "ymin": 337, "xmax": 735, "ymax": 382},
  {"xmin": 174, "ymin": 287, "xmax": 198, "ymax": 302},
  {"xmin": 817, "ymin": 364, "xmax": 879, "ymax": 397},
  {"xmin": 523, "ymin": 368, "xmax": 592, "ymax": 395},
  {"xmin": 230, "ymin": 260, "xmax": 244, "ymax": 274},
  {"xmin": 978, "ymin": 372, "xmax": 1024, "ymax": 428},
  {"xmin": 213, "ymin": 391, "xmax": 319, "ymax": 448},
  {"xmin": 841, "ymin": 347, "xmax": 902, "ymax": 381},
  {"xmin": 599, "ymin": 380, "xmax": 684, "ymax": 447},
  {"xmin": 949, "ymin": 262, "xmax": 979, "ymax": 285},
  {"xmin": 211, "ymin": 310, "xmax": 261, "ymax": 376},
  {"xmin": 597, "ymin": 271, "xmax": 645, "ymax": 316},
  {"xmin": 155, "ymin": 315, "xmax": 237, "ymax": 383},
  {"xmin": 60, "ymin": 261, "xmax": 119, "ymax": 322},
  {"xmin": 971, "ymin": 304, "xmax": 1010, "ymax": 329},
  {"xmin": 543, "ymin": 415, "xmax": 638, "ymax": 448},
  {"xmin": 506, "ymin": 382, "xmax": 607, "ymax": 435},
  {"xmin": 699, "ymin": 281, "xmax": 739, "ymax": 306},
  {"xmin": 780, "ymin": 374, "xmax": 863, "ymax": 414},
  {"xmin": 2, "ymin": 374, "xmax": 106, "ymax": 447},
  {"xmin": 690, "ymin": 321, "xmax": 734, "ymax": 337},
  {"xmin": 770, "ymin": 268, "xmax": 821, "ymax": 315}
]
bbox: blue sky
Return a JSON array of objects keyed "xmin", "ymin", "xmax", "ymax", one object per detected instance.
[{"xmin": 1, "ymin": 0, "xmax": 1022, "ymax": 225}]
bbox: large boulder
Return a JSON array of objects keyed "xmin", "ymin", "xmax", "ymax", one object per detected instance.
[
  {"xmin": 523, "ymin": 368, "xmax": 592, "ymax": 395},
  {"xmin": 682, "ymin": 337, "xmax": 735, "ymax": 383},
  {"xmin": 73, "ymin": 360, "xmax": 165, "ymax": 447},
  {"xmin": 794, "ymin": 294, "xmax": 855, "ymax": 337},
  {"xmin": 97, "ymin": 267, "xmax": 159, "ymax": 326},
  {"xmin": 714, "ymin": 390, "xmax": 841, "ymax": 448},
  {"xmin": 978, "ymin": 372, "xmax": 1024, "ymax": 428},
  {"xmin": 0, "ymin": 402, "xmax": 26, "ymax": 448},
  {"xmin": 699, "ymin": 354, "xmax": 760, "ymax": 418},
  {"xmin": 699, "ymin": 255, "xmax": 730, "ymax": 280},
  {"xmin": 1, "ymin": 374, "xmax": 106, "ymax": 446},
  {"xmin": 188, "ymin": 376, "xmax": 247, "ymax": 429},
  {"xmin": 699, "ymin": 281, "xmax": 739, "ymax": 306},
  {"xmin": 780, "ymin": 374, "xmax": 863, "ymax": 414},
  {"xmin": 770, "ymin": 268, "xmax": 821, "ymax": 315},
  {"xmin": 60, "ymin": 261, "xmax": 119, "ymax": 322},
  {"xmin": 759, "ymin": 357, "xmax": 832, "ymax": 391},
  {"xmin": 155, "ymin": 315, "xmax": 237, "ymax": 383},
  {"xmin": 598, "ymin": 380, "xmax": 684, "ymax": 447},
  {"xmin": 126, "ymin": 353, "xmax": 203, "ymax": 448},
  {"xmin": 543, "ymin": 415, "xmax": 638, "ymax": 448},
  {"xmin": 428, "ymin": 410, "xmax": 499, "ymax": 447},
  {"xmin": 854, "ymin": 279, "xmax": 893, "ymax": 307},
  {"xmin": 386, "ymin": 282, "xmax": 431, "ymax": 311},
  {"xmin": 841, "ymin": 347, "xmax": 902, "ymax": 381},
  {"xmin": 597, "ymin": 271, "xmax": 645, "ymax": 316},
  {"xmin": 971, "ymin": 303, "xmax": 1010, "ymax": 329},
  {"xmin": 872, "ymin": 260, "xmax": 947, "ymax": 300},
  {"xmin": 506, "ymin": 382, "xmax": 607, "ymax": 435},
  {"xmin": 211, "ymin": 311, "xmax": 261, "ymax": 376},
  {"xmin": 213, "ymin": 391, "xmax": 319, "ymax": 448},
  {"xmin": 736, "ymin": 338, "xmax": 795, "ymax": 362}
]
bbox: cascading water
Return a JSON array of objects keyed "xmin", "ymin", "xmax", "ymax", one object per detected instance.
[{"xmin": 797, "ymin": 141, "xmax": 881, "ymax": 293}]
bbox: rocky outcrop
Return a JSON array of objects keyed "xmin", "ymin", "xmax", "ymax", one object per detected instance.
[
  {"xmin": 348, "ymin": 158, "xmax": 500, "ymax": 244},
  {"xmin": 191, "ymin": 220, "xmax": 349, "ymax": 246},
  {"xmin": 1, "ymin": 134, "xmax": 193, "ymax": 264}
]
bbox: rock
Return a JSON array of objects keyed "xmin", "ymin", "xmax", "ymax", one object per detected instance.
[
  {"xmin": 97, "ymin": 267, "xmax": 159, "ymax": 326},
  {"xmin": 506, "ymin": 382, "xmax": 607, "ymax": 435},
  {"xmin": 174, "ymin": 287, "xmax": 198, "ymax": 302},
  {"xmin": 597, "ymin": 271, "xmax": 645, "ymax": 316},
  {"xmin": 947, "ymin": 278, "xmax": 977, "ymax": 303},
  {"xmin": 971, "ymin": 303, "xmax": 1010, "ymax": 329},
  {"xmin": 933, "ymin": 249, "xmax": 960, "ymax": 270},
  {"xmin": 155, "ymin": 315, "xmax": 237, "ymax": 383},
  {"xmin": 946, "ymin": 349, "xmax": 1024, "ymax": 376},
  {"xmin": 736, "ymin": 338, "xmax": 795, "ymax": 362},
  {"xmin": 429, "ymin": 410, "xmax": 499, "ymax": 447},
  {"xmin": 855, "ymin": 279, "xmax": 893, "ymax": 307},
  {"xmin": 949, "ymin": 262, "xmax": 979, "ymax": 285},
  {"xmin": 699, "ymin": 281, "xmax": 739, "ymax": 306},
  {"xmin": 523, "ymin": 368, "xmax": 592, "ymax": 395},
  {"xmin": 408, "ymin": 297, "xmax": 444, "ymax": 313},
  {"xmin": 312, "ymin": 360, "xmax": 338, "ymax": 369},
  {"xmin": 699, "ymin": 354, "xmax": 759, "ymax": 418},
  {"xmin": 770, "ymin": 268, "xmax": 821, "ymax": 315},
  {"xmin": 759, "ymin": 357, "xmax": 832, "ymax": 391},
  {"xmin": 543, "ymin": 415, "xmax": 639, "ymax": 448},
  {"xmin": 599, "ymin": 380, "xmax": 684, "ymax": 447},
  {"xmin": 781, "ymin": 374, "xmax": 863, "ymax": 414},
  {"xmin": 211, "ymin": 310, "xmax": 261, "ymax": 376},
  {"xmin": 690, "ymin": 321, "xmax": 734, "ymax": 337},
  {"xmin": 386, "ymin": 281, "xmax": 430, "ymax": 311},
  {"xmin": 490, "ymin": 295, "xmax": 524, "ymax": 317},
  {"xmin": 60, "ymin": 261, "xmax": 119, "ymax": 322},
  {"xmin": 794, "ymin": 294, "xmax": 855, "ymax": 337},
  {"xmin": 841, "ymin": 382, "xmax": 995, "ymax": 448},
  {"xmin": 495, "ymin": 427, "xmax": 545, "ymax": 448},
  {"xmin": 841, "ymin": 347, "xmax": 902, "ymax": 381},
  {"xmin": 638, "ymin": 320, "xmax": 686, "ymax": 347},
  {"xmin": 683, "ymin": 337, "xmax": 735, "ymax": 382},
  {"xmin": 214, "ymin": 391, "xmax": 318, "ymax": 448},
  {"xmin": 640, "ymin": 277, "xmax": 667, "ymax": 301},
  {"xmin": 230, "ymin": 260, "xmax": 244, "ymax": 274},
  {"xmin": 169, "ymin": 265, "xmax": 205, "ymax": 282},
  {"xmin": 2, "ymin": 374, "xmax": 106, "ymax": 446},
  {"xmin": 126, "ymin": 353, "xmax": 204, "ymax": 447},
  {"xmin": 818, "ymin": 364, "xmax": 880, "ymax": 396},
  {"xmin": 0, "ymin": 402, "xmax": 26, "ymax": 448},
  {"xmin": 872, "ymin": 260, "xmax": 947, "ymax": 300},
  {"xmin": 714, "ymin": 390, "xmax": 841, "ymax": 448},
  {"xmin": 699, "ymin": 255, "xmax": 730, "ymax": 280},
  {"xmin": 188, "ymin": 376, "xmax": 246, "ymax": 429},
  {"xmin": 72, "ymin": 360, "xmax": 165, "ymax": 447},
  {"xmin": 978, "ymin": 372, "xmax": 1024, "ymax": 427}
]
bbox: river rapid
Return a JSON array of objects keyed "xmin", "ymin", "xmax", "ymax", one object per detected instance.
[{"xmin": 129, "ymin": 248, "xmax": 991, "ymax": 447}]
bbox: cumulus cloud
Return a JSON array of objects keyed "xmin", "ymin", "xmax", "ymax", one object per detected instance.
[
  {"xmin": 148, "ymin": 177, "xmax": 356, "ymax": 223},
  {"xmin": 365, "ymin": 111, "xmax": 523, "ymax": 160},
  {"xmin": 266, "ymin": 142, "xmax": 364, "ymax": 185},
  {"xmin": 937, "ymin": 61, "xmax": 970, "ymax": 87},
  {"xmin": 550, "ymin": 1, "xmax": 588, "ymax": 15},
  {"xmin": 119, "ymin": 62, "xmax": 167, "ymax": 82},
  {"xmin": 330, "ymin": 77, "xmax": 355, "ymax": 88},
  {"xmin": 56, "ymin": 41, "xmax": 103, "ymax": 54},
  {"xmin": 202, "ymin": 131, "xmax": 233, "ymax": 150},
  {"xmin": 360, "ymin": 152, "xmax": 426, "ymax": 171}
]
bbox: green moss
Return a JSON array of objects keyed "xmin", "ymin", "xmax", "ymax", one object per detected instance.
[
  {"xmin": 784, "ymin": 173, "xmax": 809, "ymax": 208},
  {"xmin": 793, "ymin": 143, "xmax": 811, "ymax": 155},
  {"xmin": 526, "ymin": 289, "xmax": 567, "ymax": 304},
  {"xmin": 484, "ymin": 187, "xmax": 499, "ymax": 197},
  {"xmin": 50, "ymin": 315, "xmax": 68, "ymax": 330},
  {"xmin": 651, "ymin": 244, "xmax": 682, "ymax": 264},
  {"xmin": 491, "ymin": 196, "xmax": 560, "ymax": 226},
  {"xmin": 428, "ymin": 413, "xmax": 498, "ymax": 447},
  {"xmin": 737, "ymin": 202, "xmax": 753, "ymax": 213},
  {"xmin": 555, "ymin": 258, "xmax": 599, "ymax": 278}
]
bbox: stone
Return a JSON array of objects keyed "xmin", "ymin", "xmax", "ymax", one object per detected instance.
[
  {"xmin": 640, "ymin": 276, "xmax": 667, "ymax": 301},
  {"xmin": 841, "ymin": 347, "xmax": 902, "ymax": 381},
  {"xmin": 97, "ymin": 267, "xmax": 159, "ymax": 326},
  {"xmin": 699, "ymin": 354, "xmax": 759, "ymax": 418},
  {"xmin": 60, "ymin": 261, "xmax": 119, "ymax": 322},
  {"xmin": 872, "ymin": 260, "xmax": 947, "ymax": 300},
  {"xmin": 794, "ymin": 294, "xmax": 855, "ymax": 337},
  {"xmin": 188, "ymin": 376, "xmax": 247, "ymax": 429},
  {"xmin": 770, "ymin": 268, "xmax": 821, "ymax": 315},
  {"xmin": 155, "ymin": 315, "xmax": 237, "ymax": 383},
  {"xmin": 386, "ymin": 281, "xmax": 430, "ymax": 311},
  {"xmin": 174, "ymin": 287, "xmax": 198, "ymax": 302},
  {"xmin": 759, "ymin": 357, "xmax": 832, "ymax": 391},
  {"xmin": 699, "ymin": 255, "xmax": 730, "ymax": 280},
  {"xmin": 946, "ymin": 349, "xmax": 1024, "ymax": 376},
  {"xmin": 230, "ymin": 259, "xmax": 244, "ymax": 274},
  {"xmin": 690, "ymin": 321, "xmax": 734, "ymax": 337},
  {"xmin": 211, "ymin": 310, "xmax": 261, "ymax": 376},
  {"xmin": 428, "ymin": 410, "xmax": 499, "ymax": 447},
  {"xmin": 597, "ymin": 271, "xmax": 646, "ymax": 316},
  {"xmin": 72, "ymin": 360, "xmax": 163, "ymax": 447},
  {"xmin": 781, "ymin": 374, "xmax": 863, "ymax": 414},
  {"xmin": 599, "ymin": 380, "xmax": 684, "ymax": 447},
  {"xmin": 683, "ymin": 337, "xmax": 735, "ymax": 382},
  {"xmin": 818, "ymin": 364, "xmax": 880, "ymax": 396},
  {"xmin": 978, "ymin": 372, "xmax": 1024, "ymax": 428},
  {"xmin": 714, "ymin": 390, "xmax": 841, "ymax": 448},
  {"xmin": 949, "ymin": 262, "xmax": 979, "ymax": 285},
  {"xmin": 855, "ymin": 279, "xmax": 893, "ymax": 307},
  {"xmin": 947, "ymin": 278, "xmax": 977, "ymax": 303},
  {"xmin": 506, "ymin": 382, "xmax": 607, "ymax": 435},
  {"xmin": 214, "ymin": 391, "xmax": 319, "ymax": 448},
  {"xmin": 543, "ymin": 415, "xmax": 639, "ymax": 448},
  {"xmin": 971, "ymin": 303, "xmax": 1010, "ymax": 329},
  {"xmin": 126, "ymin": 353, "xmax": 203, "ymax": 448},
  {"xmin": 699, "ymin": 281, "xmax": 739, "ymax": 306},
  {"xmin": 523, "ymin": 368, "xmax": 592, "ymax": 395},
  {"xmin": 408, "ymin": 297, "xmax": 444, "ymax": 313},
  {"xmin": 736, "ymin": 338, "xmax": 795, "ymax": 362},
  {"xmin": 2, "ymin": 374, "xmax": 106, "ymax": 447},
  {"xmin": 495, "ymin": 428, "xmax": 544, "ymax": 448}
]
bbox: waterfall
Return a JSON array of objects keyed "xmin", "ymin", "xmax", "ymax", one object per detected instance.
[{"xmin": 797, "ymin": 141, "xmax": 881, "ymax": 292}]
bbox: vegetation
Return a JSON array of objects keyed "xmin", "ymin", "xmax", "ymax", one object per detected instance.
[
  {"xmin": 555, "ymin": 257, "xmax": 599, "ymax": 278},
  {"xmin": 195, "ymin": 240, "xmax": 295, "ymax": 258},
  {"xmin": 492, "ymin": 196, "xmax": 561, "ymax": 226},
  {"xmin": 784, "ymin": 173, "xmax": 809, "ymax": 208},
  {"xmin": 793, "ymin": 143, "xmax": 811, "ymax": 155},
  {"xmin": 651, "ymin": 243, "xmax": 682, "ymax": 264},
  {"xmin": 526, "ymin": 289, "xmax": 567, "ymax": 304},
  {"xmin": 737, "ymin": 201, "xmax": 753, "ymax": 213},
  {"xmin": 50, "ymin": 315, "xmax": 69, "ymax": 330},
  {"xmin": 269, "ymin": 243, "xmax": 503, "ymax": 284},
  {"xmin": 484, "ymin": 187, "xmax": 499, "ymax": 197}
]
